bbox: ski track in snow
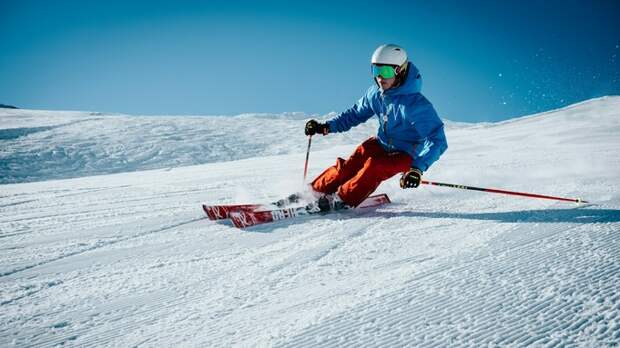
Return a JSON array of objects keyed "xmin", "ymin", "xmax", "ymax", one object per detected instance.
[{"xmin": 1, "ymin": 97, "xmax": 620, "ymax": 347}]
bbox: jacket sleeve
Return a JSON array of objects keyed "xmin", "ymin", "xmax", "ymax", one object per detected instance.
[
  {"xmin": 327, "ymin": 87, "xmax": 376, "ymax": 133},
  {"xmin": 409, "ymin": 103, "xmax": 448, "ymax": 172}
]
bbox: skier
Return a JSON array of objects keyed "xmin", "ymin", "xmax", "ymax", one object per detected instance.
[{"xmin": 305, "ymin": 44, "xmax": 448, "ymax": 211}]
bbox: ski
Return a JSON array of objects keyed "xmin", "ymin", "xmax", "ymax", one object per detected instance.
[
  {"xmin": 229, "ymin": 193, "xmax": 391, "ymax": 228},
  {"xmin": 202, "ymin": 193, "xmax": 301, "ymax": 220},
  {"xmin": 203, "ymin": 203, "xmax": 263, "ymax": 220}
]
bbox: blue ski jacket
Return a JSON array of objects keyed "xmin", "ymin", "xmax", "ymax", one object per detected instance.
[{"xmin": 327, "ymin": 62, "xmax": 448, "ymax": 172}]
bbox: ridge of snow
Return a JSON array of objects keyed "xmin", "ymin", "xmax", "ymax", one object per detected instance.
[{"xmin": 1, "ymin": 96, "xmax": 619, "ymax": 185}]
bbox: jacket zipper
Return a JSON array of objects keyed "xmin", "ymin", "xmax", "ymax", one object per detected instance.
[{"xmin": 382, "ymin": 96, "xmax": 392, "ymax": 148}]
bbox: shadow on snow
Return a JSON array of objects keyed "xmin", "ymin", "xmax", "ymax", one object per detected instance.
[
  {"xmin": 382, "ymin": 207, "xmax": 620, "ymax": 224},
  {"xmin": 238, "ymin": 207, "xmax": 620, "ymax": 232}
]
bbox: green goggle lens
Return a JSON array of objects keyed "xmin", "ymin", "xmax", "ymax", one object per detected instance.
[{"xmin": 372, "ymin": 65, "xmax": 397, "ymax": 79}]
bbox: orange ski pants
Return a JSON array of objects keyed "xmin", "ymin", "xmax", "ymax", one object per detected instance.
[{"xmin": 311, "ymin": 137, "xmax": 412, "ymax": 207}]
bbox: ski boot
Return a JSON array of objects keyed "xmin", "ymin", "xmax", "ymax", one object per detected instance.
[
  {"xmin": 316, "ymin": 193, "xmax": 350, "ymax": 212},
  {"xmin": 274, "ymin": 193, "xmax": 301, "ymax": 207}
]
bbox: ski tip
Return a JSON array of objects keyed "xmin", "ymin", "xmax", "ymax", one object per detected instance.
[
  {"xmin": 202, "ymin": 204, "xmax": 213, "ymax": 219},
  {"xmin": 202, "ymin": 204, "xmax": 219, "ymax": 220}
]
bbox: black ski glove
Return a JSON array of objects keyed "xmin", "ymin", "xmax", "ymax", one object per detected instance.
[
  {"xmin": 305, "ymin": 120, "xmax": 329, "ymax": 136},
  {"xmin": 400, "ymin": 168, "xmax": 423, "ymax": 189}
]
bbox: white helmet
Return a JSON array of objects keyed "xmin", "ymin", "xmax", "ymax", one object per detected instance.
[{"xmin": 371, "ymin": 44, "xmax": 408, "ymax": 67}]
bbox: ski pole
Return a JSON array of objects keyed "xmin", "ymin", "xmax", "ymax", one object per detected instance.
[
  {"xmin": 421, "ymin": 180, "xmax": 588, "ymax": 204},
  {"xmin": 303, "ymin": 135, "xmax": 312, "ymax": 183}
]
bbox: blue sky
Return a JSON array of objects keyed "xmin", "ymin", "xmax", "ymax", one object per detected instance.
[{"xmin": 1, "ymin": 0, "xmax": 618, "ymax": 122}]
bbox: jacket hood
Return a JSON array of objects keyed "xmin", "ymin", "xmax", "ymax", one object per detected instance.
[{"xmin": 383, "ymin": 62, "xmax": 422, "ymax": 96}]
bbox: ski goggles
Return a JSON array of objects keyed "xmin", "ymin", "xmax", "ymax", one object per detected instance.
[{"xmin": 372, "ymin": 64, "xmax": 398, "ymax": 79}]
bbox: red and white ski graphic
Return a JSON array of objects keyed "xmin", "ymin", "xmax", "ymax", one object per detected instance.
[
  {"xmin": 202, "ymin": 194, "xmax": 301, "ymax": 220},
  {"xmin": 202, "ymin": 203, "xmax": 264, "ymax": 220},
  {"xmin": 229, "ymin": 193, "xmax": 391, "ymax": 228}
]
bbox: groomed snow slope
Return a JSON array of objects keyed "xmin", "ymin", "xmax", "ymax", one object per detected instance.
[{"xmin": 1, "ymin": 97, "xmax": 619, "ymax": 347}]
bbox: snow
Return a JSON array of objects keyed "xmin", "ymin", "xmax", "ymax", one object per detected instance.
[{"xmin": 1, "ymin": 96, "xmax": 619, "ymax": 347}]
